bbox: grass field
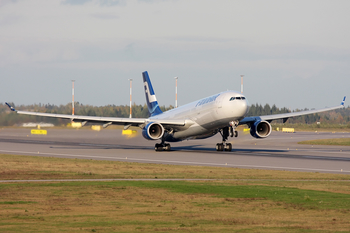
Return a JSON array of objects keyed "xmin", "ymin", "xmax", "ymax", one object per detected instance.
[
  {"xmin": 1, "ymin": 154, "xmax": 350, "ymax": 232},
  {"xmin": 299, "ymin": 138, "xmax": 350, "ymax": 146}
]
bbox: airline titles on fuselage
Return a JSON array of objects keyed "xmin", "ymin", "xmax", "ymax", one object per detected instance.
[{"xmin": 195, "ymin": 94, "xmax": 220, "ymax": 107}]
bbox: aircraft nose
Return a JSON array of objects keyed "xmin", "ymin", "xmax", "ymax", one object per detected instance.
[
  {"xmin": 231, "ymin": 99, "xmax": 249, "ymax": 117},
  {"xmin": 237, "ymin": 100, "xmax": 249, "ymax": 116},
  {"xmin": 243, "ymin": 98, "xmax": 249, "ymax": 115},
  {"xmin": 222, "ymin": 94, "xmax": 250, "ymax": 118}
]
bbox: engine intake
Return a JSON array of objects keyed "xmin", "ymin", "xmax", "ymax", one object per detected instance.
[
  {"xmin": 142, "ymin": 122, "xmax": 164, "ymax": 140},
  {"xmin": 250, "ymin": 120, "xmax": 272, "ymax": 138}
]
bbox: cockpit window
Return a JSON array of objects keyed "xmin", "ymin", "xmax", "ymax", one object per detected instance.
[{"xmin": 230, "ymin": 96, "xmax": 246, "ymax": 101}]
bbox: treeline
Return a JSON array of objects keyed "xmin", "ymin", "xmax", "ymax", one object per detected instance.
[{"xmin": 0, "ymin": 102, "xmax": 349, "ymax": 126}]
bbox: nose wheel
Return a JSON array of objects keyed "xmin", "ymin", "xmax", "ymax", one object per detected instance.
[
  {"xmin": 229, "ymin": 121, "xmax": 239, "ymax": 138},
  {"xmin": 230, "ymin": 127, "xmax": 238, "ymax": 137}
]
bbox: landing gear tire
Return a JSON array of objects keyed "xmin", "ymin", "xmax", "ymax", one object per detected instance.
[
  {"xmin": 155, "ymin": 143, "xmax": 171, "ymax": 152},
  {"xmin": 216, "ymin": 143, "xmax": 232, "ymax": 152},
  {"xmin": 216, "ymin": 143, "xmax": 224, "ymax": 151},
  {"xmin": 155, "ymin": 143, "xmax": 162, "ymax": 151},
  {"xmin": 225, "ymin": 143, "xmax": 232, "ymax": 151},
  {"xmin": 164, "ymin": 143, "xmax": 171, "ymax": 151},
  {"xmin": 234, "ymin": 131, "xmax": 238, "ymax": 137}
]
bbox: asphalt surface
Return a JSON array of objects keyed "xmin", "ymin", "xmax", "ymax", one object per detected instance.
[{"xmin": 1, "ymin": 128, "xmax": 350, "ymax": 174}]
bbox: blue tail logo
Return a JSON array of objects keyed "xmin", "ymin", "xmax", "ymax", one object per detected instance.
[{"xmin": 142, "ymin": 71, "xmax": 163, "ymax": 117}]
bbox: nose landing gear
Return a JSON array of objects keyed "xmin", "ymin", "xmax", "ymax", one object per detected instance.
[{"xmin": 229, "ymin": 121, "xmax": 239, "ymax": 138}]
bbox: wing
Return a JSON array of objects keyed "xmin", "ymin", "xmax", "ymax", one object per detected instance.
[
  {"xmin": 5, "ymin": 103, "xmax": 187, "ymax": 129},
  {"xmin": 239, "ymin": 96, "xmax": 346, "ymax": 125}
]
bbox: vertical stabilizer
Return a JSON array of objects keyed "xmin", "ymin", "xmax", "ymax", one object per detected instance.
[{"xmin": 142, "ymin": 71, "xmax": 163, "ymax": 117}]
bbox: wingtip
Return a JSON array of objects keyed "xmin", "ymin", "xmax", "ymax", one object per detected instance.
[
  {"xmin": 5, "ymin": 102, "xmax": 16, "ymax": 111},
  {"xmin": 341, "ymin": 96, "xmax": 346, "ymax": 106}
]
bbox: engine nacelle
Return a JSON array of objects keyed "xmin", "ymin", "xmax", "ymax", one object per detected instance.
[
  {"xmin": 250, "ymin": 120, "xmax": 272, "ymax": 139},
  {"xmin": 142, "ymin": 122, "xmax": 165, "ymax": 140}
]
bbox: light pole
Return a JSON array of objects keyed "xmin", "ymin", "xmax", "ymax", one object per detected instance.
[
  {"xmin": 71, "ymin": 80, "xmax": 75, "ymax": 115},
  {"xmin": 240, "ymin": 75, "xmax": 244, "ymax": 94},
  {"xmin": 128, "ymin": 79, "xmax": 133, "ymax": 118},
  {"xmin": 174, "ymin": 77, "xmax": 178, "ymax": 108}
]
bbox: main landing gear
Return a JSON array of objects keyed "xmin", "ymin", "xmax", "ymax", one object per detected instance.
[
  {"xmin": 155, "ymin": 141, "xmax": 171, "ymax": 151},
  {"xmin": 216, "ymin": 127, "xmax": 232, "ymax": 151},
  {"xmin": 216, "ymin": 122, "xmax": 238, "ymax": 152},
  {"xmin": 216, "ymin": 142, "xmax": 232, "ymax": 151}
]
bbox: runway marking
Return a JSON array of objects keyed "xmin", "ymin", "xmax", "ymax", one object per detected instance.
[
  {"xmin": 1, "ymin": 149, "xmax": 349, "ymax": 174},
  {"xmin": 79, "ymin": 143, "xmax": 121, "ymax": 147}
]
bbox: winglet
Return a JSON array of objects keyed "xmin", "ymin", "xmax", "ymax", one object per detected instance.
[
  {"xmin": 142, "ymin": 71, "xmax": 163, "ymax": 117},
  {"xmin": 5, "ymin": 102, "xmax": 16, "ymax": 111},
  {"xmin": 341, "ymin": 96, "xmax": 346, "ymax": 106}
]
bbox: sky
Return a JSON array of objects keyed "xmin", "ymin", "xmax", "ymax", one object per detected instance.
[{"xmin": 1, "ymin": 0, "xmax": 350, "ymax": 110}]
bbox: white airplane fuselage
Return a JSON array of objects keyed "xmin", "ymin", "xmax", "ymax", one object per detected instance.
[{"xmin": 148, "ymin": 91, "xmax": 249, "ymax": 142}]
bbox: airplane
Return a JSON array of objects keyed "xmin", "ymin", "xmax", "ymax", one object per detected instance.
[{"xmin": 6, "ymin": 71, "xmax": 346, "ymax": 152}]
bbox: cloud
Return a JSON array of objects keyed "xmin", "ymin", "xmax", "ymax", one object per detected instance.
[
  {"xmin": 61, "ymin": 0, "xmax": 92, "ymax": 5},
  {"xmin": 62, "ymin": 0, "xmax": 126, "ymax": 6},
  {"xmin": 99, "ymin": 0, "xmax": 126, "ymax": 6},
  {"xmin": 90, "ymin": 13, "xmax": 119, "ymax": 20},
  {"xmin": 0, "ymin": 37, "xmax": 82, "ymax": 67},
  {"xmin": 1, "ymin": 0, "xmax": 349, "ymax": 108},
  {"xmin": 0, "ymin": 15, "xmax": 22, "ymax": 26},
  {"xmin": 0, "ymin": 0, "xmax": 18, "ymax": 8}
]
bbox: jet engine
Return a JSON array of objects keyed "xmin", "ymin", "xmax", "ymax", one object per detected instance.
[
  {"xmin": 142, "ymin": 122, "xmax": 165, "ymax": 140},
  {"xmin": 250, "ymin": 120, "xmax": 272, "ymax": 138}
]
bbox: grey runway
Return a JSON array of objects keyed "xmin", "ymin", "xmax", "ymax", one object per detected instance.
[{"xmin": 1, "ymin": 128, "xmax": 350, "ymax": 174}]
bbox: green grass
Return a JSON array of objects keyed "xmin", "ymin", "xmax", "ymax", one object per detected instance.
[
  {"xmin": 0, "ymin": 181, "xmax": 350, "ymax": 210},
  {"xmin": 1, "ymin": 181, "xmax": 350, "ymax": 232},
  {"xmin": 0, "ymin": 201, "xmax": 36, "ymax": 205},
  {"xmin": 1, "ymin": 154, "xmax": 350, "ymax": 232},
  {"xmin": 299, "ymin": 138, "xmax": 350, "ymax": 146},
  {"xmin": 7, "ymin": 180, "xmax": 348, "ymax": 210}
]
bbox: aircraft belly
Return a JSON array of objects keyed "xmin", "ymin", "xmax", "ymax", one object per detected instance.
[{"xmin": 168, "ymin": 125, "xmax": 215, "ymax": 141}]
